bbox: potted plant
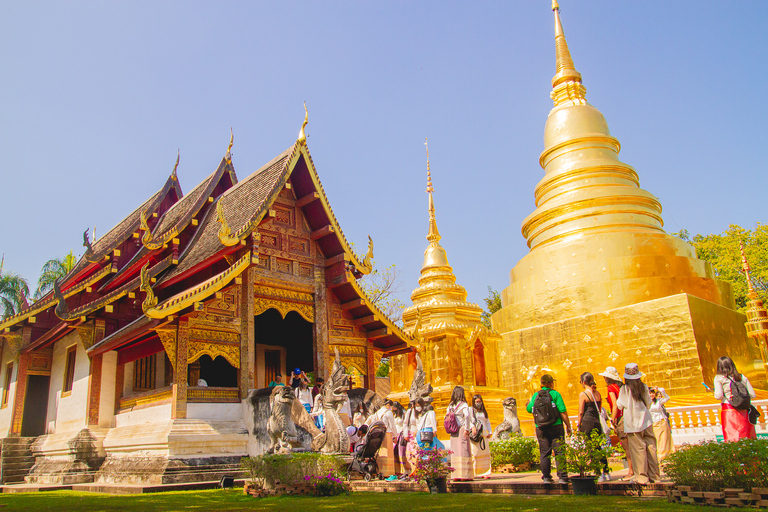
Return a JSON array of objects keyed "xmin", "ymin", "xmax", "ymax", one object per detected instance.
[
  {"xmin": 556, "ymin": 430, "xmax": 612, "ymax": 495},
  {"xmin": 413, "ymin": 447, "xmax": 454, "ymax": 494}
]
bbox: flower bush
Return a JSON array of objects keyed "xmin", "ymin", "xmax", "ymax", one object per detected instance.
[
  {"xmin": 662, "ymin": 438, "xmax": 768, "ymax": 492},
  {"xmin": 555, "ymin": 430, "xmax": 611, "ymax": 478},
  {"xmin": 413, "ymin": 447, "xmax": 453, "ymax": 483},
  {"xmin": 490, "ymin": 434, "xmax": 539, "ymax": 469},
  {"xmin": 303, "ymin": 473, "xmax": 348, "ymax": 496},
  {"xmin": 241, "ymin": 452, "xmax": 344, "ymax": 489}
]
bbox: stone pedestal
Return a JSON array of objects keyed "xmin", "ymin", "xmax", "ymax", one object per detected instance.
[{"xmin": 25, "ymin": 428, "xmax": 108, "ymax": 484}]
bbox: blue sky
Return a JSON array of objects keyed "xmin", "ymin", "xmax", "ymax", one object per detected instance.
[{"xmin": 1, "ymin": 1, "xmax": 766, "ymax": 309}]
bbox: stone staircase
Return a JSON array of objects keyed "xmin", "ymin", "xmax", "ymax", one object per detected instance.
[
  {"xmin": 0, "ymin": 437, "xmax": 37, "ymax": 484},
  {"xmin": 94, "ymin": 456, "xmax": 246, "ymax": 485}
]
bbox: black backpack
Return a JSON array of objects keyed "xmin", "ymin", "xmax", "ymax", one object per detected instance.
[
  {"xmin": 728, "ymin": 377, "xmax": 751, "ymax": 411},
  {"xmin": 533, "ymin": 389, "xmax": 558, "ymax": 427}
]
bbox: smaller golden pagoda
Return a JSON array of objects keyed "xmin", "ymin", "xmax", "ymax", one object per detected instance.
[
  {"xmin": 389, "ymin": 140, "xmax": 508, "ymax": 434},
  {"xmin": 741, "ymin": 241, "xmax": 768, "ymax": 381}
]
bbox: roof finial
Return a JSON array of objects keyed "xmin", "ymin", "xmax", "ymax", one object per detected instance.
[
  {"xmin": 740, "ymin": 239, "xmax": 759, "ymax": 298},
  {"xmin": 226, "ymin": 128, "xmax": 234, "ymax": 163},
  {"xmin": 298, "ymin": 102, "xmax": 308, "ymax": 144},
  {"xmin": 171, "ymin": 150, "xmax": 180, "ymax": 181},
  {"xmin": 425, "ymin": 138, "xmax": 440, "ymax": 245},
  {"xmin": 550, "ymin": 0, "xmax": 586, "ymax": 106}
]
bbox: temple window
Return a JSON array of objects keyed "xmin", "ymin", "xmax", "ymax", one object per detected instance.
[
  {"xmin": 62, "ymin": 345, "xmax": 77, "ymax": 396},
  {"xmin": 133, "ymin": 354, "xmax": 157, "ymax": 392},
  {"xmin": 1, "ymin": 362, "xmax": 12, "ymax": 408},
  {"xmin": 194, "ymin": 355, "xmax": 237, "ymax": 387}
]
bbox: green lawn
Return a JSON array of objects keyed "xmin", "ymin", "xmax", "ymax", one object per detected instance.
[{"xmin": 0, "ymin": 490, "xmax": 724, "ymax": 512}]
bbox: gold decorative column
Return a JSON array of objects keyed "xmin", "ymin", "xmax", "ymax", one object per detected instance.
[
  {"xmin": 240, "ymin": 269, "xmax": 255, "ymax": 398},
  {"xmin": 172, "ymin": 320, "xmax": 189, "ymax": 419}
]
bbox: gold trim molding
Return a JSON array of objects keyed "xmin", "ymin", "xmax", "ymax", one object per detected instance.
[{"xmin": 187, "ymin": 340, "xmax": 240, "ymax": 369}]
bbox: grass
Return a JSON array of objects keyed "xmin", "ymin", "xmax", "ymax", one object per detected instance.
[{"xmin": 0, "ymin": 490, "xmax": 726, "ymax": 512}]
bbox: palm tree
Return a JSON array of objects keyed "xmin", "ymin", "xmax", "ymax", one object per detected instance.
[
  {"xmin": 0, "ymin": 264, "xmax": 30, "ymax": 319},
  {"xmin": 35, "ymin": 250, "xmax": 77, "ymax": 299}
]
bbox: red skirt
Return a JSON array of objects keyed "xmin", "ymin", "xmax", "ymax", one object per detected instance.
[{"xmin": 721, "ymin": 403, "xmax": 756, "ymax": 442}]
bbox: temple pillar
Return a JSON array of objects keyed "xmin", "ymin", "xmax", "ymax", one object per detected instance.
[
  {"xmin": 313, "ymin": 264, "xmax": 329, "ymax": 379},
  {"xmin": 172, "ymin": 321, "xmax": 189, "ymax": 419},
  {"xmin": 240, "ymin": 269, "xmax": 255, "ymax": 398},
  {"xmin": 366, "ymin": 347, "xmax": 376, "ymax": 392},
  {"xmin": 86, "ymin": 319, "xmax": 106, "ymax": 427},
  {"xmin": 9, "ymin": 327, "xmax": 32, "ymax": 436}
]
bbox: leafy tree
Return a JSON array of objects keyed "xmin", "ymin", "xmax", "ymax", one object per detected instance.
[
  {"xmin": 0, "ymin": 257, "xmax": 30, "ymax": 319},
  {"xmin": 358, "ymin": 263, "xmax": 406, "ymax": 326},
  {"xmin": 672, "ymin": 223, "xmax": 768, "ymax": 311},
  {"xmin": 35, "ymin": 250, "xmax": 77, "ymax": 299},
  {"xmin": 375, "ymin": 358, "xmax": 390, "ymax": 378},
  {"xmin": 481, "ymin": 286, "xmax": 502, "ymax": 329}
]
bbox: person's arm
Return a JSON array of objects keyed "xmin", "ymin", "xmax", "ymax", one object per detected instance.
[
  {"xmin": 577, "ymin": 392, "xmax": 586, "ymax": 428},
  {"xmin": 713, "ymin": 376, "xmax": 724, "ymax": 401},
  {"xmin": 609, "ymin": 390, "xmax": 619, "ymax": 420},
  {"xmin": 554, "ymin": 391, "xmax": 572, "ymax": 435},
  {"xmin": 526, "ymin": 392, "xmax": 536, "ymax": 414},
  {"xmin": 657, "ymin": 387, "xmax": 670, "ymax": 405},
  {"xmin": 744, "ymin": 376, "xmax": 757, "ymax": 398},
  {"xmin": 616, "ymin": 387, "xmax": 627, "ymax": 410}
]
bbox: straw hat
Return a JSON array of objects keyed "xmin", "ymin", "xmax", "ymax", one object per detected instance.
[
  {"xmin": 598, "ymin": 366, "xmax": 622, "ymax": 381},
  {"xmin": 623, "ymin": 363, "xmax": 644, "ymax": 380}
]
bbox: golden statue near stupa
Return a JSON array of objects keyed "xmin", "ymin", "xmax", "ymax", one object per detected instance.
[
  {"xmin": 491, "ymin": 1, "xmax": 767, "ymax": 411},
  {"xmin": 389, "ymin": 141, "xmax": 509, "ymax": 434}
]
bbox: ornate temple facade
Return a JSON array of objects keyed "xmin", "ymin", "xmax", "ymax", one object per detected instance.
[
  {"xmin": 389, "ymin": 144, "xmax": 508, "ymax": 434},
  {"xmin": 0, "ymin": 119, "xmax": 411, "ymax": 484},
  {"xmin": 490, "ymin": 2, "xmax": 767, "ymax": 408}
]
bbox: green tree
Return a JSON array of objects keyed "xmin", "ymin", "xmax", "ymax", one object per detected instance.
[
  {"xmin": 0, "ymin": 257, "xmax": 30, "ymax": 319},
  {"xmin": 375, "ymin": 358, "xmax": 390, "ymax": 377},
  {"xmin": 35, "ymin": 250, "xmax": 77, "ymax": 299},
  {"xmin": 481, "ymin": 286, "xmax": 502, "ymax": 329},
  {"xmin": 359, "ymin": 263, "xmax": 406, "ymax": 326},
  {"xmin": 672, "ymin": 223, "xmax": 768, "ymax": 311}
]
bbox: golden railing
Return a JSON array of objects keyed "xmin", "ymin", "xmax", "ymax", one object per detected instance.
[
  {"xmin": 118, "ymin": 386, "xmax": 173, "ymax": 411},
  {"xmin": 187, "ymin": 386, "xmax": 240, "ymax": 403}
]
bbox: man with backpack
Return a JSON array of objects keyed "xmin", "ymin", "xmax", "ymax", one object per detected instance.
[{"xmin": 526, "ymin": 374, "xmax": 572, "ymax": 484}]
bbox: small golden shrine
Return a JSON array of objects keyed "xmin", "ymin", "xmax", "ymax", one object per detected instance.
[
  {"xmin": 490, "ymin": 1, "xmax": 767, "ymax": 411},
  {"xmin": 741, "ymin": 241, "xmax": 768, "ymax": 381},
  {"xmin": 389, "ymin": 141, "xmax": 508, "ymax": 433}
]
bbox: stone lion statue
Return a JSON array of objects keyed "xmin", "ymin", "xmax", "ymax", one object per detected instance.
[
  {"xmin": 491, "ymin": 397, "xmax": 521, "ymax": 441},
  {"xmin": 267, "ymin": 385, "xmax": 301, "ymax": 454}
]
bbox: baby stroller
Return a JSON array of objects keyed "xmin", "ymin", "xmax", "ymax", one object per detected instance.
[{"xmin": 346, "ymin": 420, "xmax": 387, "ymax": 481}]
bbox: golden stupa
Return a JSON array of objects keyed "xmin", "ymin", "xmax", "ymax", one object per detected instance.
[
  {"xmin": 490, "ymin": 1, "xmax": 767, "ymax": 410},
  {"xmin": 389, "ymin": 141, "xmax": 508, "ymax": 434},
  {"xmin": 741, "ymin": 241, "xmax": 768, "ymax": 381}
]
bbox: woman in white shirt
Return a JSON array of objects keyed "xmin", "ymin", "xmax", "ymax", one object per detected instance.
[
  {"xmin": 469, "ymin": 394, "xmax": 493, "ymax": 479},
  {"xmin": 295, "ymin": 380, "xmax": 312, "ymax": 413},
  {"xmin": 648, "ymin": 387, "xmax": 674, "ymax": 460},
  {"xmin": 713, "ymin": 356, "xmax": 757, "ymax": 442},
  {"xmin": 616, "ymin": 363, "xmax": 659, "ymax": 485},
  {"xmin": 310, "ymin": 391, "xmax": 324, "ymax": 430},
  {"xmin": 447, "ymin": 385, "xmax": 473, "ymax": 481}
]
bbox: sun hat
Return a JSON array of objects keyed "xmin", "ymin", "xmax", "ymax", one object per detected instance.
[
  {"xmin": 598, "ymin": 366, "xmax": 622, "ymax": 381},
  {"xmin": 623, "ymin": 363, "xmax": 644, "ymax": 380}
]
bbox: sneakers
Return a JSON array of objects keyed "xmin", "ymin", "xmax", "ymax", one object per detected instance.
[
  {"xmin": 598, "ymin": 473, "xmax": 611, "ymax": 483},
  {"xmin": 385, "ymin": 475, "xmax": 398, "ymax": 481},
  {"xmin": 558, "ymin": 477, "xmax": 570, "ymax": 484},
  {"xmin": 541, "ymin": 476, "xmax": 555, "ymax": 484}
]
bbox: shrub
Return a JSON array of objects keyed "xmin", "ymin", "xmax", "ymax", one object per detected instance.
[
  {"xmin": 555, "ymin": 430, "xmax": 611, "ymax": 478},
  {"xmin": 662, "ymin": 438, "xmax": 768, "ymax": 492},
  {"xmin": 490, "ymin": 435, "xmax": 539, "ymax": 469},
  {"xmin": 241, "ymin": 452, "xmax": 345, "ymax": 488},
  {"xmin": 303, "ymin": 473, "xmax": 348, "ymax": 496}
]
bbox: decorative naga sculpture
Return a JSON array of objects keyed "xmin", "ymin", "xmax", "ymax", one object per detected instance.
[
  {"xmin": 491, "ymin": 397, "xmax": 521, "ymax": 441},
  {"xmin": 316, "ymin": 349, "xmax": 351, "ymax": 454},
  {"xmin": 267, "ymin": 385, "xmax": 302, "ymax": 454},
  {"xmin": 407, "ymin": 353, "xmax": 433, "ymax": 405}
]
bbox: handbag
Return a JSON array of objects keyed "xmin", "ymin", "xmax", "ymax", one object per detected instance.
[
  {"xmin": 748, "ymin": 404, "xmax": 761, "ymax": 425},
  {"xmin": 586, "ymin": 389, "xmax": 612, "ymax": 437},
  {"xmin": 419, "ymin": 429, "xmax": 435, "ymax": 444}
]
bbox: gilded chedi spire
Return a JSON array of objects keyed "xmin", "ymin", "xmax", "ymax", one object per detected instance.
[
  {"xmin": 740, "ymin": 240, "xmax": 768, "ymax": 340},
  {"xmin": 492, "ymin": 3, "xmax": 735, "ymax": 332},
  {"xmin": 402, "ymin": 141, "xmax": 483, "ymax": 338}
]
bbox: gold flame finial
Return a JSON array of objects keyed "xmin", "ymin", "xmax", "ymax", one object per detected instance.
[
  {"xmin": 225, "ymin": 129, "xmax": 234, "ymax": 163},
  {"xmin": 740, "ymin": 239, "xmax": 758, "ymax": 298},
  {"xmin": 298, "ymin": 102, "xmax": 308, "ymax": 144},
  {"xmin": 425, "ymin": 138, "xmax": 440, "ymax": 244},
  {"xmin": 171, "ymin": 150, "xmax": 180, "ymax": 181},
  {"xmin": 550, "ymin": 0, "xmax": 586, "ymax": 106}
]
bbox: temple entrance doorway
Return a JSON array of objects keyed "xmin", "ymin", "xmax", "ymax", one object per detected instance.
[
  {"xmin": 195, "ymin": 355, "xmax": 238, "ymax": 388},
  {"xmin": 254, "ymin": 308, "xmax": 313, "ymax": 388},
  {"xmin": 21, "ymin": 375, "xmax": 50, "ymax": 437}
]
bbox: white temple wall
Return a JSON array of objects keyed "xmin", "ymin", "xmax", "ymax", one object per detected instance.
[
  {"xmin": 187, "ymin": 403, "xmax": 242, "ymax": 421},
  {"xmin": 0, "ymin": 349, "xmax": 18, "ymax": 437},
  {"xmin": 98, "ymin": 351, "xmax": 118, "ymax": 428},
  {"xmin": 46, "ymin": 331, "xmax": 89, "ymax": 434},
  {"xmin": 114, "ymin": 403, "xmax": 172, "ymax": 428}
]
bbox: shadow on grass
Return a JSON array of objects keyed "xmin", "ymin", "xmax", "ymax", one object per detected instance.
[{"xmin": 0, "ymin": 490, "xmax": 722, "ymax": 512}]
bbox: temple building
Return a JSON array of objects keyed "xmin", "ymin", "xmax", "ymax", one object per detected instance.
[
  {"xmin": 490, "ymin": 2, "xmax": 767, "ymax": 408},
  {"xmin": 0, "ymin": 116, "xmax": 411, "ymax": 485},
  {"xmin": 389, "ymin": 142, "xmax": 508, "ymax": 433}
]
